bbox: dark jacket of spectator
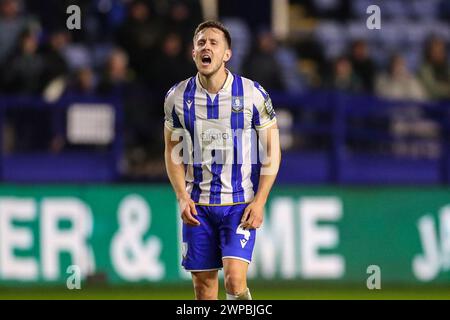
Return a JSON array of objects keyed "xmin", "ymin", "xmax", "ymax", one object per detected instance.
[
  {"xmin": 328, "ymin": 55, "xmax": 362, "ymax": 93},
  {"xmin": 2, "ymin": 29, "xmax": 44, "ymax": 94},
  {"xmin": 243, "ymin": 30, "xmax": 284, "ymax": 91},
  {"xmin": 116, "ymin": 0, "xmax": 164, "ymax": 83},
  {"xmin": 418, "ymin": 36, "xmax": 450, "ymax": 100},
  {"xmin": 350, "ymin": 40, "xmax": 376, "ymax": 93}
]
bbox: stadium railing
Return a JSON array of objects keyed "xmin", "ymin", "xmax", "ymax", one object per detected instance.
[
  {"xmin": 0, "ymin": 95, "xmax": 123, "ymax": 182},
  {"xmin": 0, "ymin": 91, "xmax": 449, "ymax": 184},
  {"xmin": 271, "ymin": 90, "xmax": 450, "ymax": 185}
]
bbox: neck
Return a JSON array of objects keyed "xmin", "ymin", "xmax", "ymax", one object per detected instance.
[{"xmin": 198, "ymin": 67, "xmax": 228, "ymax": 94}]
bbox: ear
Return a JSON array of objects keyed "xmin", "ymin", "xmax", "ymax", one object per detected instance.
[
  {"xmin": 223, "ymin": 48, "xmax": 232, "ymax": 63},
  {"xmin": 192, "ymin": 48, "xmax": 196, "ymax": 61}
]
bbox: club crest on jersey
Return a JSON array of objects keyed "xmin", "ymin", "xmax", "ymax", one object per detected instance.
[{"xmin": 232, "ymin": 96, "xmax": 244, "ymax": 112}]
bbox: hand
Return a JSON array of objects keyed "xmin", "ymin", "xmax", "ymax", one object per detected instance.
[
  {"xmin": 240, "ymin": 200, "xmax": 265, "ymax": 229},
  {"xmin": 178, "ymin": 195, "xmax": 200, "ymax": 226}
]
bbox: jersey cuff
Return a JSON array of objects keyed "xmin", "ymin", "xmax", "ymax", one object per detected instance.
[
  {"xmin": 164, "ymin": 122, "xmax": 175, "ymax": 131},
  {"xmin": 255, "ymin": 118, "xmax": 277, "ymax": 130}
]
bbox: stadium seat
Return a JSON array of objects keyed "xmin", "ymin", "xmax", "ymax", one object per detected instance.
[
  {"xmin": 222, "ymin": 17, "xmax": 251, "ymax": 74},
  {"xmin": 411, "ymin": 0, "xmax": 439, "ymax": 20},
  {"xmin": 62, "ymin": 44, "xmax": 93, "ymax": 70},
  {"xmin": 314, "ymin": 21, "xmax": 347, "ymax": 58},
  {"xmin": 275, "ymin": 47, "xmax": 304, "ymax": 93}
]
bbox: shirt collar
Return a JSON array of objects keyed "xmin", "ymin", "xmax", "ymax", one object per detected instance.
[{"xmin": 195, "ymin": 69, "xmax": 233, "ymax": 94}]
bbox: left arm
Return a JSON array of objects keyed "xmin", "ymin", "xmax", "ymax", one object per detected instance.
[{"xmin": 241, "ymin": 122, "xmax": 281, "ymax": 229}]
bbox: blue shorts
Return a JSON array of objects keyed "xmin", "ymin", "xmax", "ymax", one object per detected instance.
[{"xmin": 182, "ymin": 203, "xmax": 256, "ymax": 272}]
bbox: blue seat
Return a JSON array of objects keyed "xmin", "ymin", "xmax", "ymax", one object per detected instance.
[
  {"xmin": 410, "ymin": 0, "xmax": 439, "ymax": 20},
  {"xmin": 351, "ymin": 0, "xmax": 376, "ymax": 18},
  {"xmin": 222, "ymin": 17, "xmax": 251, "ymax": 74},
  {"xmin": 315, "ymin": 22, "xmax": 347, "ymax": 58}
]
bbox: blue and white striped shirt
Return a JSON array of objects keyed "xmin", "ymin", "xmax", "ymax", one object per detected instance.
[{"xmin": 164, "ymin": 71, "xmax": 276, "ymax": 205}]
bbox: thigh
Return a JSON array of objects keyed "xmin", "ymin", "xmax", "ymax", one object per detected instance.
[
  {"xmin": 219, "ymin": 204, "xmax": 256, "ymax": 264},
  {"xmin": 191, "ymin": 270, "xmax": 219, "ymax": 300},
  {"xmin": 182, "ymin": 205, "xmax": 222, "ymax": 271}
]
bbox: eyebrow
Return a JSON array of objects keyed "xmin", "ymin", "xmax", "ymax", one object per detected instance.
[
  {"xmin": 194, "ymin": 29, "xmax": 229, "ymax": 48},
  {"xmin": 197, "ymin": 37, "xmax": 220, "ymax": 43}
]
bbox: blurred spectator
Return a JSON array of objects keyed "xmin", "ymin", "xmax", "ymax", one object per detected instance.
[
  {"xmin": 2, "ymin": 29, "xmax": 44, "ymax": 94},
  {"xmin": 66, "ymin": 67, "xmax": 96, "ymax": 96},
  {"xmin": 98, "ymin": 48, "xmax": 132, "ymax": 96},
  {"xmin": 91, "ymin": 0, "xmax": 128, "ymax": 42},
  {"xmin": 116, "ymin": 0, "xmax": 164, "ymax": 83},
  {"xmin": 377, "ymin": 54, "xmax": 439, "ymax": 158},
  {"xmin": 151, "ymin": 32, "xmax": 195, "ymax": 94},
  {"xmin": 166, "ymin": 0, "xmax": 202, "ymax": 47},
  {"xmin": 376, "ymin": 54, "xmax": 427, "ymax": 101},
  {"xmin": 349, "ymin": 40, "xmax": 376, "ymax": 93},
  {"xmin": 0, "ymin": 0, "xmax": 448, "ymax": 180},
  {"xmin": 328, "ymin": 55, "xmax": 362, "ymax": 92},
  {"xmin": 0, "ymin": 0, "xmax": 34, "ymax": 65},
  {"xmin": 96, "ymin": 46, "xmax": 161, "ymax": 173},
  {"xmin": 41, "ymin": 30, "xmax": 70, "ymax": 92},
  {"xmin": 243, "ymin": 29, "xmax": 284, "ymax": 91},
  {"xmin": 294, "ymin": 35, "xmax": 327, "ymax": 87},
  {"xmin": 418, "ymin": 36, "xmax": 450, "ymax": 100}
]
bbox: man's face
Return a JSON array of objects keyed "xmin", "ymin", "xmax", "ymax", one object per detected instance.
[{"xmin": 192, "ymin": 28, "xmax": 231, "ymax": 77}]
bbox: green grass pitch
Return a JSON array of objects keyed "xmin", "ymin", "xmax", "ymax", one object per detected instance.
[{"xmin": 1, "ymin": 283, "xmax": 450, "ymax": 300}]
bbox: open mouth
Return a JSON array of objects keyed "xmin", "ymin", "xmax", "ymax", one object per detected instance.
[{"xmin": 201, "ymin": 54, "xmax": 212, "ymax": 66}]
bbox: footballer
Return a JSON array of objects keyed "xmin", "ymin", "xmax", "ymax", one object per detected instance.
[{"xmin": 164, "ymin": 20, "xmax": 281, "ymax": 300}]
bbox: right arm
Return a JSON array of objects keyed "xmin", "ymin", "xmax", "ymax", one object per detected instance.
[{"xmin": 163, "ymin": 92, "xmax": 200, "ymax": 226}]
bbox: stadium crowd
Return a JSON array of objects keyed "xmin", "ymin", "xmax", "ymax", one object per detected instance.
[{"xmin": 0, "ymin": 0, "xmax": 449, "ymax": 177}]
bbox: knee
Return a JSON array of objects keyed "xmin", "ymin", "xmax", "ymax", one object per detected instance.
[
  {"xmin": 224, "ymin": 272, "xmax": 246, "ymax": 295},
  {"xmin": 193, "ymin": 277, "xmax": 217, "ymax": 300}
]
